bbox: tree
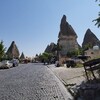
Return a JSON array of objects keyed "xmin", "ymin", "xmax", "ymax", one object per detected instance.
[
  {"xmin": 0, "ymin": 41, "xmax": 6, "ymax": 61},
  {"xmin": 93, "ymin": 0, "xmax": 100, "ymax": 27},
  {"xmin": 66, "ymin": 49, "xmax": 83, "ymax": 58},
  {"xmin": 83, "ymin": 43, "xmax": 92, "ymax": 51},
  {"xmin": 39, "ymin": 52, "xmax": 53, "ymax": 64},
  {"xmin": 67, "ymin": 50, "xmax": 79, "ymax": 58}
]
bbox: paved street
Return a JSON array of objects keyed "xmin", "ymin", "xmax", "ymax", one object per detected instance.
[{"xmin": 0, "ymin": 63, "xmax": 73, "ymax": 100}]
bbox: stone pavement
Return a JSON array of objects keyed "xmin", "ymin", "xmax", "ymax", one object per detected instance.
[
  {"xmin": 47, "ymin": 64, "xmax": 86, "ymax": 86},
  {"xmin": 47, "ymin": 64, "xmax": 86, "ymax": 98},
  {"xmin": 47, "ymin": 64, "xmax": 100, "ymax": 100},
  {"xmin": 0, "ymin": 63, "xmax": 73, "ymax": 100}
]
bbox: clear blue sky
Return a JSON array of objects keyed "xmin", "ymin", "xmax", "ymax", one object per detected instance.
[{"xmin": 0, "ymin": 0, "xmax": 99, "ymax": 57}]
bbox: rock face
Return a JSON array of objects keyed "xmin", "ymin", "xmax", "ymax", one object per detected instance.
[
  {"xmin": 6, "ymin": 41, "xmax": 20, "ymax": 59},
  {"xmin": 20, "ymin": 52, "xmax": 25, "ymax": 60},
  {"xmin": 59, "ymin": 15, "xmax": 77, "ymax": 37},
  {"xmin": 82, "ymin": 29, "xmax": 100, "ymax": 49},
  {"xmin": 45, "ymin": 42, "xmax": 57, "ymax": 54},
  {"xmin": 58, "ymin": 15, "xmax": 79, "ymax": 56}
]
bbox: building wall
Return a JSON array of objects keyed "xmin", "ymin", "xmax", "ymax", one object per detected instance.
[{"xmin": 84, "ymin": 49, "xmax": 100, "ymax": 59}]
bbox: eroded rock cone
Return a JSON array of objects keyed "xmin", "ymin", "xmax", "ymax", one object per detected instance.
[
  {"xmin": 45, "ymin": 42, "xmax": 57, "ymax": 54},
  {"xmin": 58, "ymin": 15, "xmax": 77, "ymax": 37},
  {"xmin": 82, "ymin": 29, "xmax": 100, "ymax": 50},
  {"xmin": 20, "ymin": 52, "xmax": 25, "ymax": 60},
  {"xmin": 6, "ymin": 41, "xmax": 20, "ymax": 59},
  {"xmin": 58, "ymin": 15, "xmax": 79, "ymax": 56}
]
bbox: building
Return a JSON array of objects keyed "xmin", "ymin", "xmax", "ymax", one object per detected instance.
[{"xmin": 84, "ymin": 45, "xmax": 100, "ymax": 59}]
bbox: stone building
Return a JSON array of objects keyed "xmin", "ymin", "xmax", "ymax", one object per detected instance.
[
  {"xmin": 84, "ymin": 45, "xmax": 100, "ymax": 59},
  {"xmin": 57, "ymin": 15, "xmax": 79, "ymax": 64}
]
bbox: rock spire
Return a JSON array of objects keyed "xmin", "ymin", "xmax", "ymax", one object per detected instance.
[
  {"xmin": 82, "ymin": 29, "xmax": 100, "ymax": 49},
  {"xmin": 45, "ymin": 42, "xmax": 57, "ymax": 54},
  {"xmin": 58, "ymin": 15, "xmax": 77, "ymax": 37},
  {"xmin": 6, "ymin": 41, "xmax": 20, "ymax": 59},
  {"xmin": 20, "ymin": 52, "xmax": 25, "ymax": 60},
  {"xmin": 58, "ymin": 15, "xmax": 79, "ymax": 56}
]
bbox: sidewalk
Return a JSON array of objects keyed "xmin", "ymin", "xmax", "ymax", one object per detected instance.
[
  {"xmin": 47, "ymin": 64, "xmax": 100, "ymax": 100},
  {"xmin": 47, "ymin": 64, "xmax": 86, "ymax": 99},
  {"xmin": 47, "ymin": 64, "xmax": 86, "ymax": 86}
]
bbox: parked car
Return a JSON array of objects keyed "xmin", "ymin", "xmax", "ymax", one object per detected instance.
[
  {"xmin": 0, "ymin": 60, "xmax": 13, "ymax": 69},
  {"xmin": 11, "ymin": 59, "xmax": 19, "ymax": 67},
  {"xmin": 66, "ymin": 59, "xmax": 76, "ymax": 68},
  {"xmin": 55, "ymin": 61, "xmax": 60, "ymax": 67}
]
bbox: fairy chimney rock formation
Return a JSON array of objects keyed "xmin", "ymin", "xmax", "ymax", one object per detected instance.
[
  {"xmin": 59, "ymin": 15, "xmax": 77, "ymax": 37},
  {"xmin": 58, "ymin": 15, "xmax": 79, "ymax": 56},
  {"xmin": 20, "ymin": 52, "xmax": 25, "ymax": 60},
  {"xmin": 6, "ymin": 41, "xmax": 20, "ymax": 59},
  {"xmin": 45, "ymin": 42, "xmax": 57, "ymax": 54},
  {"xmin": 82, "ymin": 29, "xmax": 100, "ymax": 49}
]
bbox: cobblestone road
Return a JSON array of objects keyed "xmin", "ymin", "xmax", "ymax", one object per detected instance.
[{"xmin": 0, "ymin": 63, "xmax": 73, "ymax": 100}]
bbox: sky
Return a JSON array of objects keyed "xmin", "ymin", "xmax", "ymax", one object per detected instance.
[{"xmin": 0, "ymin": 0, "xmax": 99, "ymax": 57}]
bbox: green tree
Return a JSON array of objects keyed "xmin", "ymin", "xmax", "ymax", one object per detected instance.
[
  {"xmin": 66, "ymin": 49, "xmax": 83, "ymax": 58},
  {"xmin": 39, "ymin": 52, "xmax": 53, "ymax": 64},
  {"xmin": 67, "ymin": 50, "xmax": 78, "ymax": 58},
  {"xmin": 0, "ymin": 41, "xmax": 6, "ymax": 61},
  {"xmin": 83, "ymin": 43, "xmax": 92, "ymax": 51},
  {"xmin": 93, "ymin": 0, "xmax": 100, "ymax": 27}
]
